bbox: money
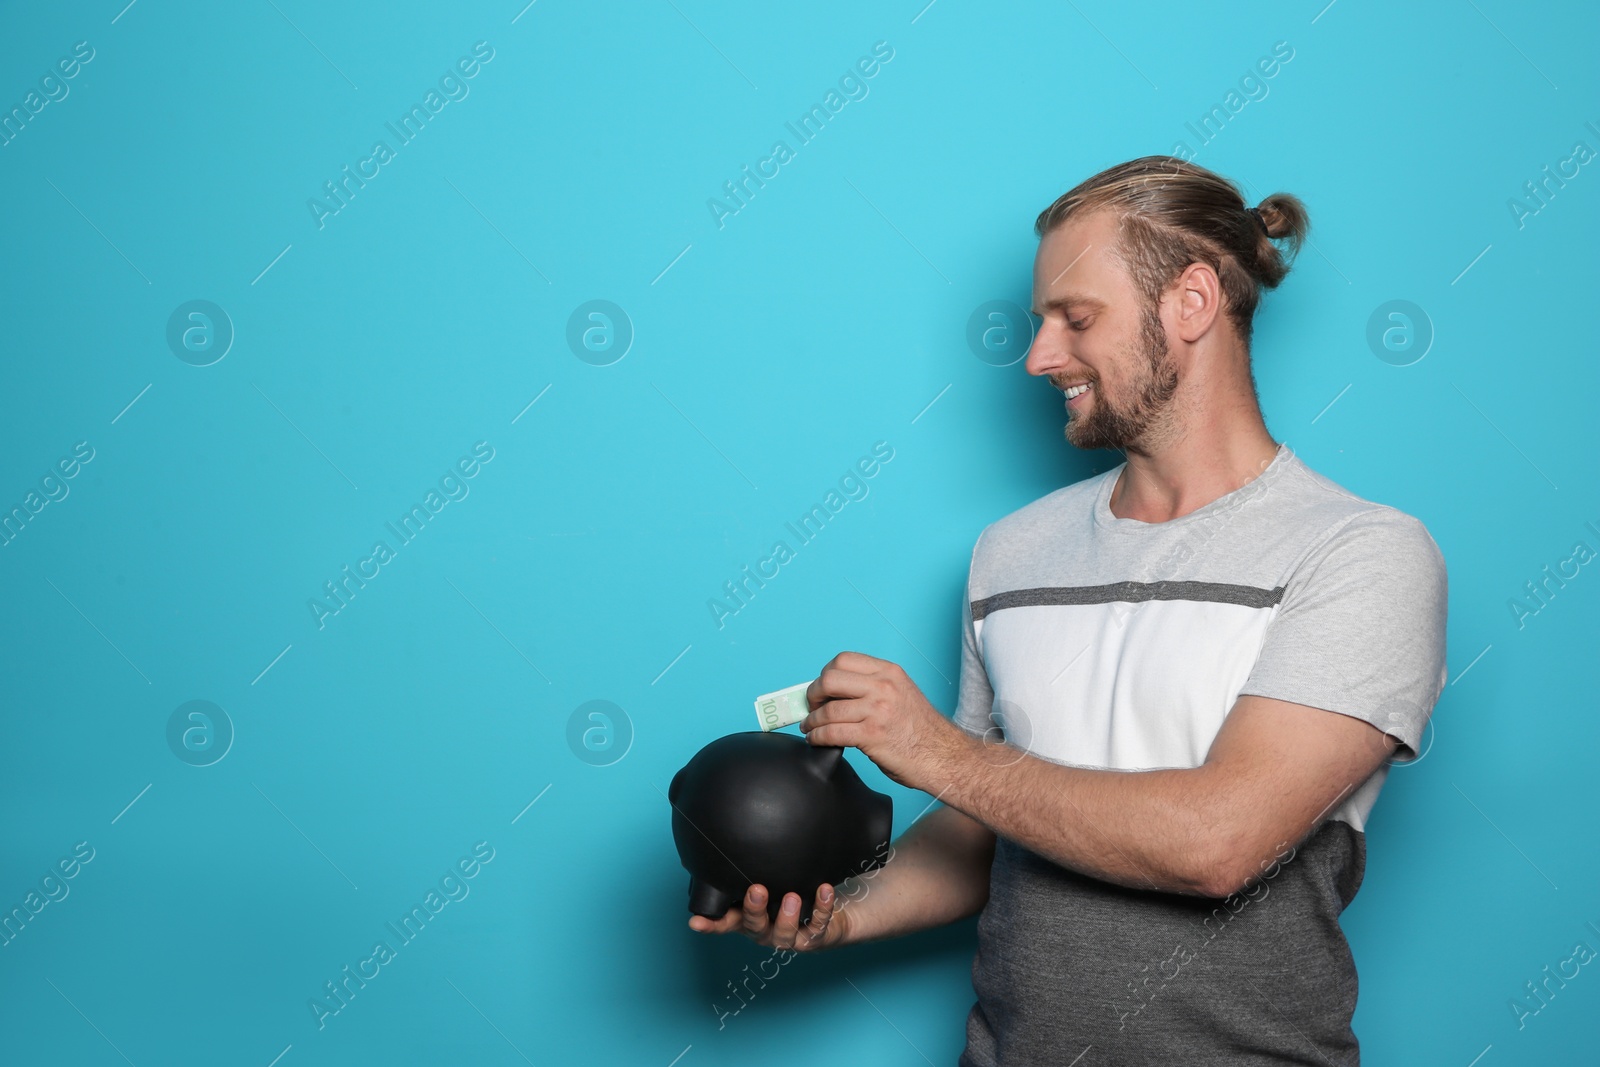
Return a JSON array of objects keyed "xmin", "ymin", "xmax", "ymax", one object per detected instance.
[{"xmin": 754, "ymin": 681, "xmax": 812, "ymax": 732}]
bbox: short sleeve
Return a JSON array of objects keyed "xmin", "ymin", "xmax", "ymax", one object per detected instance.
[
  {"xmin": 952, "ymin": 532, "xmax": 997, "ymax": 740},
  {"xmin": 1236, "ymin": 508, "xmax": 1448, "ymax": 762}
]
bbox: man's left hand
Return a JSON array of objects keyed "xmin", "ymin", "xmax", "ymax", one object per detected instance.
[{"xmin": 801, "ymin": 651, "xmax": 964, "ymax": 790}]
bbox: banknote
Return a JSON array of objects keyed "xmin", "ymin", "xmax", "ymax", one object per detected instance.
[{"xmin": 754, "ymin": 681, "xmax": 813, "ymax": 732}]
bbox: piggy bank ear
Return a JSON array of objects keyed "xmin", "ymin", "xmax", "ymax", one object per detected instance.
[{"xmin": 805, "ymin": 744, "xmax": 844, "ymax": 781}]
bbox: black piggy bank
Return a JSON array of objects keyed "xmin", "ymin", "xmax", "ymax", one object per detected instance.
[{"xmin": 668, "ymin": 731, "xmax": 893, "ymax": 925}]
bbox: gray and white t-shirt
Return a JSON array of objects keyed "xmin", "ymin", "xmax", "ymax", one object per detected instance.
[{"xmin": 950, "ymin": 441, "xmax": 1448, "ymax": 1066}]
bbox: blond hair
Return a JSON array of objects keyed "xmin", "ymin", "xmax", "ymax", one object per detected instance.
[{"xmin": 1034, "ymin": 155, "xmax": 1309, "ymax": 343}]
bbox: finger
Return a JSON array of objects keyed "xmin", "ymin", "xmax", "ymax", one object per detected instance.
[
  {"xmin": 803, "ymin": 719, "xmax": 864, "ymax": 749},
  {"xmin": 819, "ymin": 651, "xmax": 850, "ymax": 676},
  {"xmin": 687, "ymin": 907, "xmax": 742, "ymax": 934},
  {"xmin": 771, "ymin": 891, "xmax": 803, "ymax": 949},
  {"xmin": 806, "ymin": 703, "xmax": 870, "ymax": 748},
  {"xmin": 834, "ymin": 650, "xmax": 888, "ymax": 675},
  {"xmin": 801, "ymin": 696, "xmax": 868, "ymax": 734},
  {"xmin": 740, "ymin": 884, "xmax": 772, "ymax": 940},
  {"xmin": 798, "ymin": 883, "xmax": 835, "ymax": 948},
  {"xmin": 806, "ymin": 667, "xmax": 873, "ymax": 710}
]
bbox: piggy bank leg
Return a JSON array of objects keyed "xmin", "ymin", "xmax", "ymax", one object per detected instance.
[{"xmin": 687, "ymin": 876, "xmax": 737, "ymax": 918}]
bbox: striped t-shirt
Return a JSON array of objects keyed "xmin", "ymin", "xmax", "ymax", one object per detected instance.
[{"xmin": 951, "ymin": 441, "xmax": 1448, "ymax": 1066}]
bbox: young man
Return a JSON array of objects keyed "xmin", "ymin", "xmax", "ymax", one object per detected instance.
[{"xmin": 688, "ymin": 156, "xmax": 1448, "ymax": 1065}]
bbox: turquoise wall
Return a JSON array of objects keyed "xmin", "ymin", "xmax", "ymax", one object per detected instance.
[{"xmin": 2, "ymin": 1, "xmax": 1596, "ymax": 1064}]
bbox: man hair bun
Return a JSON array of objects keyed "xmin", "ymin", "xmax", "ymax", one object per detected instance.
[{"xmin": 1253, "ymin": 195, "xmax": 1307, "ymax": 250}]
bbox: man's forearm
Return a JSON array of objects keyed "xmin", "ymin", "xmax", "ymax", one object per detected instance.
[
  {"xmin": 926, "ymin": 728, "xmax": 1228, "ymax": 897},
  {"xmin": 798, "ymin": 656, "xmax": 1397, "ymax": 903},
  {"xmin": 898, "ymin": 698, "xmax": 1398, "ymax": 900},
  {"xmin": 833, "ymin": 803, "xmax": 995, "ymax": 946}
]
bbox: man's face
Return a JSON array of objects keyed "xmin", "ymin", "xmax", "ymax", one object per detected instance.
[{"xmin": 1024, "ymin": 209, "xmax": 1180, "ymax": 454}]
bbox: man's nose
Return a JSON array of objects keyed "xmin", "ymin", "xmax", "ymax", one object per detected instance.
[{"xmin": 1024, "ymin": 321, "xmax": 1066, "ymax": 378}]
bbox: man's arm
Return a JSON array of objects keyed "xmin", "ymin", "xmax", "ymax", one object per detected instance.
[
  {"xmin": 835, "ymin": 803, "xmax": 996, "ymax": 944},
  {"xmin": 803, "ymin": 656, "xmax": 1399, "ymax": 899},
  {"xmin": 939, "ymin": 693, "xmax": 1393, "ymax": 897}
]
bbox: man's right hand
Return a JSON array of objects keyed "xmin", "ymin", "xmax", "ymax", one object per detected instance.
[{"xmin": 687, "ymin": 881, "xmax": 850, "ymax": 952}]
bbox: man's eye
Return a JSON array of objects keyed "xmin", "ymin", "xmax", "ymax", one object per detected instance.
[{"xmin": 1068, "ymin": 318, "xmax": 1090, "ymax": 331}]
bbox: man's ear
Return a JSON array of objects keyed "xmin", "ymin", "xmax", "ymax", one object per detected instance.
[{"xmin": 1171, "ymin": 261, "xmax": 1223, "ymax": 343}]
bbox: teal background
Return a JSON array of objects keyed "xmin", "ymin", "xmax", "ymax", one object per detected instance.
[{"xmin": 2, "ymin": 1, "xmax": 1596, "ymax": 1064}]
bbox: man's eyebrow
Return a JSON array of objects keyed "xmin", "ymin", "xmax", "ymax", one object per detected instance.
[{"xmin": 1030, "ymin": 293, "xmax": 1107, "ymax": 316}]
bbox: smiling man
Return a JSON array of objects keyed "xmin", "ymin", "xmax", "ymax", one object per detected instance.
[{"xmin": 688, "ymin": 155, "xmax": 1449, "ymax": 1065}]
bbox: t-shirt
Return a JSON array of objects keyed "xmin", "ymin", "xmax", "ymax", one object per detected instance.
[{"xmin": 950, "ymin": 441, "xmax": 1448, "ymax": 1066}]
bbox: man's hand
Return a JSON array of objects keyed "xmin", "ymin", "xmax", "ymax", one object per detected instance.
[
  {"xmin": 687, "ymin": 882, "xmax": 850, "ymax": 953},
  {"xmin": 800, "ymin": 651, "xmax": 966, "ymax": 790}
]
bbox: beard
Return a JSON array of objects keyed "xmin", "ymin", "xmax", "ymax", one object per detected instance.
[{"xmin": 1060, "ymin": 303, "xmax": 1180, "ymax": 453}]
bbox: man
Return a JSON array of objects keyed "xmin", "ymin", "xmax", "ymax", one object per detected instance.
[{"xmin": 689, "ymin": 155, "xmax": 1448, "ymax": 1065}]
